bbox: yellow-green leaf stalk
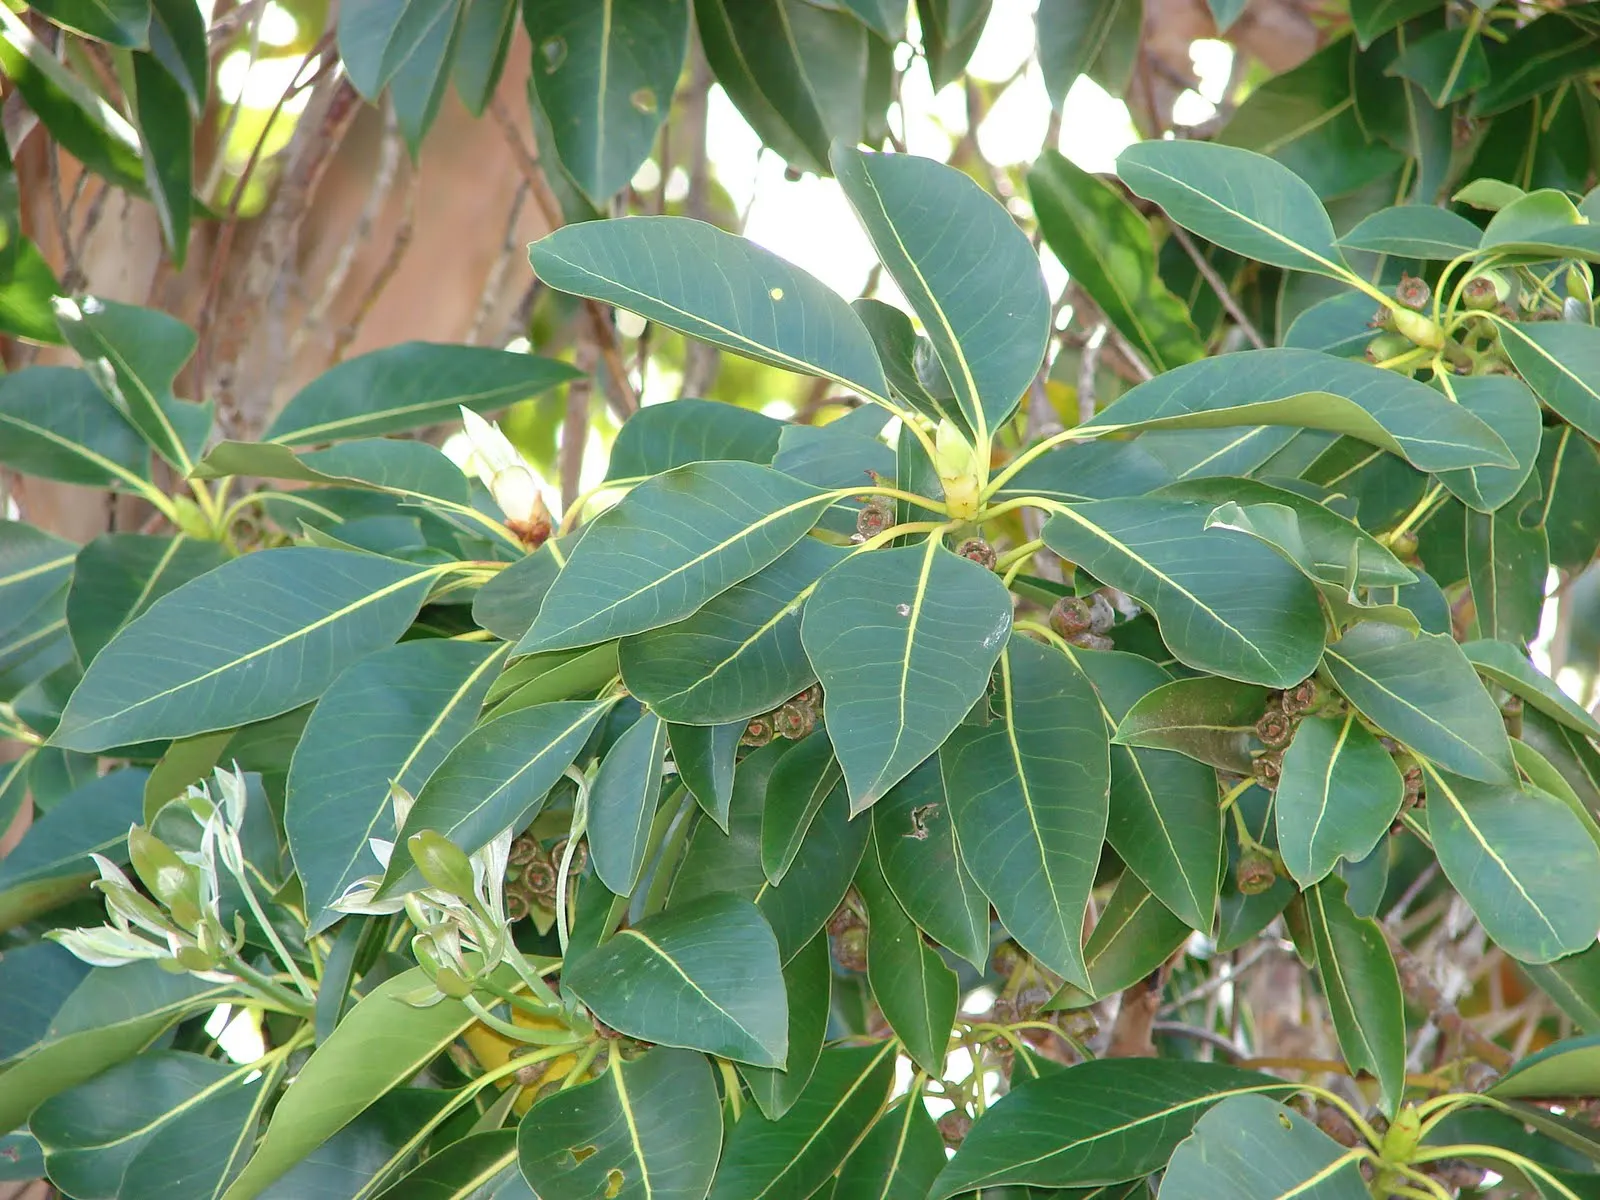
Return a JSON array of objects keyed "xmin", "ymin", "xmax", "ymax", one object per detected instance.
[{"xmin": 934, "ymin": 420, "xmax": 982, "ymax": 521}]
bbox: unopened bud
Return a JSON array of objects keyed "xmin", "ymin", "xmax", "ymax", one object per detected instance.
[
  {"xmin": 1365, "ymin": 333, "xmax": 1412, "ymax": 365},
  {"xmin": 1236, "ymin": 849, "xmax": 1277, "ymax": 895},
  {"xmin": 410, "ymin": 831, "xmax": 478, "ymax": 900},
  {"xmin": 1390, "ymin": 307, "xmax": 1446, "ymax": 350},
  {"xmin": 128, "ymin": 827, "xmax": 203, "ymax": 931},
  {"xmin": 434, "ymin": 966, "xmax": 475, "ymax": 999}
]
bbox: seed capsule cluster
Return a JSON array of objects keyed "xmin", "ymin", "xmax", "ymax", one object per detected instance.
[
  {"xmin": 742, "ymin": 683, "xmax": 824, "ymax": 746},
  {"xmin": 1048, "ymin": 590, "xmax": 1116, "ymax": 652}
]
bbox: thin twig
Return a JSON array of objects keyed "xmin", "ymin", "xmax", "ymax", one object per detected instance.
[
  {"xmin": 560, "ymin": 342, "xmax": 597, "ymax": 509},
  {"xmin": 1382, "ymin": 924, "xmax": 1513, "ymax": 1072},
  {"xmin": 1153, "ymin": 1021, "xmax": 1245, "ymax": 1059},
  {"xmin": 1385, "ymin": 862, "xmax": 1440, "ymax": 928},
  {"xmin": 1169, "ymin": 223, "xmax": 1266, "ymax": 349},
  {"xmin": 467, "ymin": 181, "xmax": 530, "ymax": 347},
  {"xmin": 1161, "ymin": 941, "xmax": 1278, "ymax": 1015},
  {"xmin": 329, "ymin": 172, "xmax": 419, "ymax": 363}
]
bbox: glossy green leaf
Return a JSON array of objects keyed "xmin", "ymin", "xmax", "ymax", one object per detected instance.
[
  {"xmin": 1426, "ymin": 766, "xmax": 1600, "ymax": 963},
  {"xmin": 1323, "ymin": 622, "xmax": 1515, "ymax": 784},
  {"xmin": 1538, "ymin": 425, "xmax": 1600, "ymax": 571},
  {"xmin": 1276, "ymin": 713, "xmax": 1405, "ymax": 888},
  {"xmin": 669, "ymin": 740, "xmax": 787, "ymax": 909},
  {"xmin": 391, "ymin": 2, "xmax": 464, "ymax": 151},
  {"xmin": 1113, "ymin": 676, "xmax": 1269, "ymax": 774},
  {"xmin": 1466, "ymin": 476, "xmax": 1547, "ymax": 647},
  {"xmin": 525, "ymin": 0, "xmax": 687, "ymax": 206},
  {"xmin": 529, "ymin": 217, "xmax": 891, "ymax": 404},
  {"xmin": 1080, "ymin": 348, "xmax": 1513, "ymax": 475},
  {"xmin": 1493, "ymin": 1034, "xmax": 1600, "ymax": 1099},
  {"xmin": 145, "ymin": 0, "xmax": 206, "ymax": 113},
  {"xmin": 836, "ymin": 1095, "xmax": 945, "ymax": 1200},
  {"xmin": 871, "ymin": 754, "xmax": 990, "ymax": 968},
  {"xmin": 919, "ymin": 0, "xmax": 992, "ymax": 88},
  {"xmin": 517, "ymin": 1047, "xmax": 720, "ymax": 1200},
  {"xmin": 708, "ymin": 1043, "xmax": 896, "ymax": 1200},
  {"xmin": 337, "ymin": 0, "xmax": 451, "ymax": 97},
  {"xmin": 1116, "ymin": 141, "xmax": 1351, "ymax": 279},
  {"xmin": 1043, "ymin": 497, "xmax": 1325, "ymax": 688},
  {"xmin": 737, "ymin": 932, "xmax": 831, "ymax": 1122},
  {"xmin": 449, "ymin": 0, "xmax": 516, "ymax": 115},
  {"xmin": 588, "ymin": 709, "xmax": 668, "ymax": 895},
  {"xmin": 1305, "ymin": 876, "xmax": 1406, "ymax": 1114},
  {"xmin": 606, "ymin": 398, "xmax": 783, "ymax": 482},
  {"xmin": 1029, "ymin": 150, "xmax": 1203, "ymax": 374},
  {"xmin": 773, "ymin": 416, "xmax": 893, "ymax": 535},
  {"xmin": 0, "ymin": 523, "xmax": 75, "ymax": 648},
  {"xmin": 1160, "ymin": 1094, "xmax": 1368, "ymax": 1199},
  {"xmin": 192, "ymin": 439, "xmax": 470, "ymax": 507},
  {"xmin": 761, "ymin": 731, "xmax": 842, "ymax": 885},
  {"xmin": 490, "ymin": 645, "xmax": 619, "ymax": 715},
  {"xmin": 1350, "ymin": 0, "xmax": 1440, "ymax": 47},
  {"xmin": 1337, "ymin": 204, "xmax": 1484, "ymax": 258},
  {"xmin": 856, "ymin": 838, "xmax": 959, "ymax": 1076},
  {"xmin": 0, "ymin": 366, "xmax": 151, "ymax": 488},
  {"xmin": 755, "ymin": 760, "xmax": 870, "ymax": 962},
  {"xmin": 53, "ymin": 548, "xmax": 438, "ymax": 752},
  {"xmin": 566, "ymin": 892, "xmax": 787, "ymax": 1066},
  {"xmin": 264, "ymin": 343, "xmax": 579, "ymax": 445},
  {"xmin": 288, "ymin": 640, "xmax": 502, "ymax": 932},
  {"xmin": 620, "ymin": 537, "xmax": 845, "ymax": 725},
  {"xmin": 471, "ymin": 536, "xmax": 574, "ymax": 643},
  {"xmin": 376, "ymin": 1129, "xmax": 524, "ymax": 1198},
  {"xmin": 1501, "ymin": 322, "xmax": 1600, "ymax": 443},
  {"xmin": 29, "ymin": 0, "xmax": 148, "ymax": 45},
  {"xmin": 852, "ymin": 298, "xmax": 965, "ymax": 434},
  {"xmin": 944, "ymin": 635, "xmax": 1108, "ymax": 988},
  {"xmin": 130, "ymin": 52, "xmax": 192, "ymax": 264},
  {"xmin": 1436, "ymin": 374, "xmax": 1543, "ymax": 515},
  {"xmin": 1036, "ymin": 0, "xmax": 1138, "ymax": 102},
  {"xmin": 0, "ymin": 769, "xmax": 145, "ymax": 925},
  {"xmin": 383, "ymin": 699, "xmax": 613, "ymax": 895},
  {"xmin": 522, "ymin": 462, "xmax": 831, "ymax": 655},
  {"xmin": 803, "ymin": 539, "xmax": 1011, "ymax": 811},
  {"xmin": 1046, "ymin": 870, "xmax": 1190, "ymax": 1009},
  {"xmin": 1466, "ymin": 639, "xmax": 1600, "ymax": 739},
  {"xmin": 930, "ymin": 1059, "xmax": 1294, "ymax": 1196},
  {"xmin": 833, "ymin": 145, "xmax": 1048, "ymax": 443},
  {"xmin": 668, "ymin": 720, "xmax": 741, "ymax": 831},
  {"xmin": 65, "ymin": 534, "xmax": 230, "ymax": 666}
]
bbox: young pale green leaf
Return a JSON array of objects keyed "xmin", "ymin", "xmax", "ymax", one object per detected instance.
[
  {"xmin": 1045, "ymin": 870, "xmax": 1190, "ymax": 1009},
  {"xmin": 287, "ymin": 640, "xmax": 502, "ymax": 932},
  {"xmin": 516, "ymin": 1047, "xmax": 720, "ymax": 1200},
  {"xmin": 944, "ymin": 635, "xmax": 1108, "ymax": 988},
  {"xmin": 1074, "ymin": 648, "xmax": 1220, "ymax": 933},
  {"xmin": 1425, "ymin": 766, "xmax": 1600, "ymax": 963},
  {"xmin": 1113, "ymin": 676, "xmax": 1270, "ymax": 773},
  {"xmin": 1493, "ymin": 1033, "xmax": 1600, "ymax": 1099},
  {"xmin": 529, "ymin": 217, "xmax": 891, "ymax": 404},
  {"xmin": 1116, "ymin": 140, "xmax": 1351, "ymax": 278},
  {"xmin": 737, "ymin": 931, "xmax": 831, "ymax": 1122},
  {"xmin": 1467, "ymin": 639, "xmax": 1600, "ymax": 739},
  {"xmin": 1305, "ymin": 876, "xmax": 1406, "ymax": 1115},
  {"xmin": 192, "ymin": 440, "xmax": 471, "ymax": 508},
  {"xmin": 802, "ymin": 539, "xmax": 1011, "ymax": 811},
  {"xmin": 1077, "ymin": 348, "xmax": 1514, "ymax": 475},
  {"xmin": 0, "ymin": 366, "xmax": 153, "ymax": 488},
  {"xmin": 1043, "ymin": 497, "xmax": 1326, "ymax": 688},
  {"xmin": 64, "ymin": 534, "xmax": 230, "ymax": 667},
  {"xmin": 708, "ymin": 1043, "xmax": 896, "ymax": 1200},
  {"xmin": 668, "ymin": 720, "xmax": 741, "ymax": 832},
  {"xmin": 1435, "ymin": 375, "xmax": 1543, "ymax": 514},
  {"xmin": 382, "ymin": 699, "xmax": 613, "ymax": 896},
  {"xmin": 619, "ymin": 537, "xmax": 845, "ymax": 725},
  {"xmin": 264, "ymin": 343, "xmax": 579, "ymax": 446},
  {"xmin": 1276, "ymin": 713, "xmax": 1405, "ymax": 888},
  {"xmin": 761, "ymin": 730, "xmax": 842, "ymax": 885},
  {"xmin": 1500, "ymin": 322, "xmax": 1600, "ymax": 443},
  {"xmin": 53, "ymin": 548, "xmax": 439, "ymax": 753},
  {"xmin": 833, "ymin": 144, "xmax": 1049, "ymax": 442},
  {"xmin": 605, "ymin": 398, "xmax": 784, "ymax": 482},
  {"xmin": 0, "ymin": 523, "xmax": 75, "ymax": 646},
  {"xmin": 587, "ymin": 710, "xmax": 668, "ymax": 896},
  {"xmin": 871, "ymin": 754, "xmax": 990, "ymax": 968},
  {"xmin": 1337, "ymin": 204, "xmax": 1485, "ymax": 258},
  {"xmin": 1323, "ymin": 623, "xmax": 1517, "ymax": 784},
  {"xmin": 755, "ymin": 763, "xmax": 869, "ymax": 963},
  {"xmin": 378, "ymin": 1129, "xmax": 523, "ymax": 1198},
  {"xmin": 522, "ymin": 462, "xmax": 832, "ymax": 655},
  {"xmin": 523, "ymin": 0, "xmax": 686, "ymax": 206},
  {"xmin": 1160, "ymin": 1094, "xmax": 1369, "ymax": 1199},
  {"xmin": 835, "ymin": 1095, "xmax": 945, "ymax": 1200},
  {"xmin": 930, "ymin": 1058, "xmax": 1294, "ymax": 1197},
  {"xmin": 489, "ymin": 645, "xmax": 619, "ymax": 715},
  {"xmin": 856, "ymin": 838, "xmax": 959, "ymax": 1077},
  {"xmin": 1029, "ymin": 149, "xmax": 1204, "ymax": 374}
]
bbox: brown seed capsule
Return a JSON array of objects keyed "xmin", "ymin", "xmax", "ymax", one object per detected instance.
[
  {"xmin": 937, "ymin": 1110, "xmax": 973, "ymax": 1150},
  {"xmin": 856, "ymin": 498, "xmax": 893, "ymax": 541},
  {"xmin": 1069, "ymin": 632, "xmax": 1115, "ymax": 652},
  {"xmin": 802, "ymin": 682, "xmax": 823, "ymax": 707},
  {"xmin": 1256, "ymin": 706, "xmax": 1295, "ymax": 750},
  {"xmin": 523, "ymin": 858, "xmax": 558, "ymax": 907},
  {"xmin": 1394, "ymin": 272, "xmax": 1431, "ymax": 311},
  {"xmin": 509, "ymin": 833, "xmax": 543, "ymax": 866},
  {"xmin": 772, "ymin": 701, "xmax": 815, "ymax": 741},
  {"xmin": 958, "ymin": 537, "xmax": 997, "ymax": 570},
  {"xmin": 1086, "ymin": 591, "xmax": 1116, "ymax": 634},
  {"xmin": 1280, "ymin": 678, "xmax": 1319, "ymax": 716},
  {"xmin": 1048, "ymin": 595, "xmax": 1093, "ymax": 638},
  {"xmin": 741, "ymin": 715, "xmax": 775, "ymax": 747},
  {"xmin": 832, "ymin": 925, "xmax": 868, "ymax": 972},
  {"xmin": 1463, "ymin": 276, "xmax": 1500, "ymax": 311},
  {"xmin": 550, "ymin": 837, "xmax": 587, "ymax": 878},
  {"xmin": 1252, "ymin": 750, "xmax": 1282, "ymax": 790},
  {"xmin": 826, "ymin": 894, "xmax": 862, "ymax": 936},
  {"xmin": 1236, "ymin": 849, "xmax": 1277, "ymax": 895},
  {"xmin": 505, "ymin": 889, "xmax": 531, "ymax": 923},
  {"xmin": 1402, "ymin": 766, "xmax": 1424, "ymax": 809}
]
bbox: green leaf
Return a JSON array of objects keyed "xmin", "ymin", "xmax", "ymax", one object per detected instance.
[
  {"xmin": 1466, "ymin": 476, "xmax": 1546, "ymax": 646},
  {"xmin": 1493, "ymin": 1034, "xmax": 1600, "ymax": 1099},
  {"xmin": 388, "ymin": 0, "xmax": 463, "ymax": 151},
  {"xmin": 65, "ymin": 534, "xmax": 230, "ymax": 666},
  {"xmin": 1350, "ymin": 0, "xmax": 1440, "ymax": 47},
  {"xmin": 221, "ymin": 965, "xmax": 507, "ymax": 1200},
  {"xmin": 337, "ymin": 0, "xmax": 451, "ymax": 97},
  {"xmin": 472, "ymin": 536, "xmax": 573, "ymax": 643},
  {"xmin": 130, "ymin": 53, "xmax": 193, "ymax": 264},
  {"xmin": 856, "ymin": 838, "xmax": 959, "ymax": 1076},
  {"xmin": 1466, "ymin": 639, "xmax": 1600, "ymax": 739},
  {"xmin": 377, "ymin": 1130, "xmax": 524, "ymax": 1198},
  {"xmin": 606, "ymin": 398, "xmax": 783, "ymax": 482},
  {"xmin": 1080, "ymin": 348, "xmax": 1514, "ymax": 475},
  {"xmin": 521, "ymin": 462, "xmax": 831, "ymax": 655},
  {"xmin": 1116, "ymin": 141, "xmax": 1351, "ymax": 279},
  {"xmin": 588, "ymin": 710, "xmax": 668, "ymax": 895},
  {"xmin": 930, "ymin": 1059, "xmax": 1294, "ymax": 1197},
  {"xmin": 1305, "ymin": 876, "xmax": 1406, "ymax": 1115},
  {"xmin": 29, "ymin": 0, "xmax": 149, "ymax": 45},
  {"xmin": 1523, "ymin": 942, "xmax": 1600, "ymax": 1034},
  {"xmin": 944, "ymin": 635, "xmax": 1108, "ymax": 988},
  {"xmin": 737, "ymin": 931, "xmax": 830, "ymax": 1122},
  {"xmin": 53, "ymin": 548, "xmax": 438, "ymax": 752},
  {"xmin": 853, "ymin": 298, "xmax": 965, "ymax": 435},
  {"xmin": 264, "ymin": 344, "xmax": 580, "ymax": 445},
  {"xmin": 1036, "ymin": 0, "xmax": 1138, "ymax": 102},
  {"xmin": 761, "ymin": 730, "xmax": 842, "ymax": 885},
  {"xmin": 450, "ymin": 0, "xmax": 516, "ymax": 115},
  {"xmin": 55, "ymin": 296, "xmax": 209, "ymax": 474},
  {"xmin": 517, "ymin": 1047, "xmax": 720, "ymax": 1200},
  {"xmin": 0, "ymin": 366, "xmax": 152, "ymax": 488},
  {"xmin": 1160, "ymin": 1094, "xmax": 1368, "ymax": 1199},
  {"xmin": 489, "ymin": 645, "xmax": 619, "ymax": 715},
  {"xmin": 1425, "ymin": 766, "xmax": 1600, "ymax": 963},
  {"xmin": 0, "ymin": 238, "xmax": 68, "ymax": 345},
  {"xmin": 1029, "ymin": 150, "xmax": 1204, "ymax": 374},
  {"xmin": 192, "ymin": 439, "xmax": 470, "ymax": 508},
  {"xmin": 619, "ymin": 537, "xmax": 845, "ymax": 725},
  {"xmin": 0, "ymin": 768, "xmax": 146, "ymax": 926},
  {"xmin": 668, "ymin": 720, "xmax": 741, "ymax": 832},
  {"xmin": 146, "ymin": 0, "xmax": 207, "ymax": 114},
  {"xmin": 1436, "ymin": 375, "xmax": 1542, "ymax": 515},
  {"xmin": 1500, "ymin": 322, "xmax": 1600, "ymax": 444},
  {"xmin": 836, "ymin": 1095, "xmax": 945, "ymax": 1200},
  {"xmin": 1388, "ymin": 24, "xmax": 1489, "ymax": 106},
  {"xmin": 1538, "ymin": 425, "xmax": 1600, "ymax": 571},
  {"xmin": 871, "ymin": 754, "xmax": 990, "ymax": 968},
  {"xmin": 755, "ymin": 757, "xmax": 869, "ymax": 962},
  {"xmin": 1042, "ymin": 498, "xmax": 1326, "ymax": 688},
  {"xmin": 918, "ymin": 0, "xmax": 992, "ymax": 88},
  {"xmin": 773, "ymin": 417, "xmax": 894, "ymax": 535},
  {"xmin": 1338, "ymin": 205, "xmax": 1482, "ymax": 259},
  {"xmin": 1276, "ymin": 713, "xmax": 1404, "ymax": 888},
  {"xmin": 525, "ymin": 0, "xmax": 686, "ymax": 206},
  {"xmin": 996, "ymin": 440, "xmax": 1175, "ymax": 507},
  {"xmin": 1074, "ymin": 649, "xmax": 1219, "ymax": 933},
  {"xmin": 1045, "ymin": 870, "xmax": 1190, "ymax": 1009},
  {"xmin": 565, "ymin": 892, "xmax": 787, "ymax": 1067},
  {"xmin": 803, "ymin": 539, "xmax": 1012, "ymax": 811},
  {"xmin": 708, "ymin": 1043, "xmax": 896, "ymax": 1200},
  {"xmin": 529, "ymin": 217, "xmax": 891, "ymax": 404},
  {"xmin": 1323, "ymin": 623, "xmax": 1517, "ymax": 784},
  {"xmin": 833, "ymin": 145, "xmax": 1048, "ymax": 443},
  {"xmin": 383, "ymin": 699, "xmax": 613, "ymax": 895},
  {"xmin": 0, "ymin": 523, "xmax": 76, "ymax": 647},
  {"xmin": 1113, "ymin": 676, "xmax": 1270, "ymax": 774},
  {"xmin": 287, "ymin": 639, "xmax": 502, "ymax": 932},
  {"xmin": 668, "ymin": 740, "xmax": 786, "ymax": 909}
]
